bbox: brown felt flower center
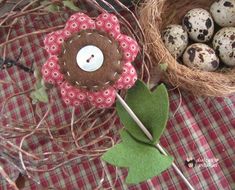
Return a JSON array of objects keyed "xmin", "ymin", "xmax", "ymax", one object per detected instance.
[{"xmin": 58, "ymin": 29, "xmax": 123, "ymax": 91}]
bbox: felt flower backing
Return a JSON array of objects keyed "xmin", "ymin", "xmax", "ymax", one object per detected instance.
[{"xmin": 42, "ymin": 12, "xmax": 139, "ymax": 108}]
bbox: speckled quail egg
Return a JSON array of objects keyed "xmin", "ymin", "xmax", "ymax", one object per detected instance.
[
  {"xmin": 183, "ymin": 43, "xmax": 220, "ymax": 71},
  {"xmin": 182, "ymin": 8, "xmax": 214, "ymax": 42},
  {"xmin": 213, "ymin": 27, "xmax": 235, "ymax": 66},
  {"xmin": 210, "ymin": 0, "xmax": 235, "ymax": 27},
  {"xmin": 162, "ymin": 24, "xmax": 189, "ymax": 58}
]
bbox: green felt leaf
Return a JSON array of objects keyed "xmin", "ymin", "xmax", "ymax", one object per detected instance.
[
  {"xmin": 45, "ymin": 4, "xmax": 60, "ymax": 12},
  {"xmin": 40, "ymin": 0, "xmax": 49, "ymax": 6},
  {"xmin": 30, "ymin": 66, "xmax": 49, "ymax": 104},
  {"xmin": 33, "ymin": 67, "xmax": 41, "ymax": 80},
  {"xmin": 30, "ymin": 87, "xmax": 48, "ymax": 103},
  {"xmin": 63, "ymin": 0, "xmax": 80, "ymax": 11},
  {"xmin": 159, "ymin": 63, "xmax": 168, "ymax": 71},
  {"xmin": 116, "ymin": 80, "xmax": 169, "ymax": 144},
  {"xmin": 35, "ymin": 80, "xmax": 43, "ymax": 90},
  {"xmin": 102, "ymin": 130, "xmax": 173, "ymax": 184}
]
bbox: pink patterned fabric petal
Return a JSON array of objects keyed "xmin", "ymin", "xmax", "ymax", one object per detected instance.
[
  {"xmin": 114, "ymin": 62, "xmax": 137, "ymax": 90},
  {"xmin": 117, "ymin": 34, "xmax": 139, "ymax": 63},
  {"xmin": 87, "ymin": 87, "xmax": 116, "ymax": 108},
  {"xmin": 60, "ymin": 82, "xmax": 87, "ymax": 107},
  {"xmin": 44, "ymin": 29, "xmax": 71, "ymax": 56},
  {"xmin": 95, "ymin": 13, "xmax": 121, "ymax": 39},
  {"xmin": 41, "ymin": 56, "xmax": 64, "ymax": 85},
  {"xmin": 65, "ymin": 13, "xmax": 95, "ymax": 34}
]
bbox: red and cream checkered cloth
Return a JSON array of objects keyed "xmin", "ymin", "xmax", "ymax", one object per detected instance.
[{"xmin": 0, "ymin": 4, "xmax": 234, "ymax": 190}]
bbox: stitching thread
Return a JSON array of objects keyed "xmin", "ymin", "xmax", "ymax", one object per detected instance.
[{"xmin": 62, "ymin": 31, "xmax": 122, "ymax": 89}]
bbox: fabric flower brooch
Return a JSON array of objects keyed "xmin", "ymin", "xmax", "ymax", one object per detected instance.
[{"xmin": 42, "ymin": 12, "xmax": 139, "ymax": 108}]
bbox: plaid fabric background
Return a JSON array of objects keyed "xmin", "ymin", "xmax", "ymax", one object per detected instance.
[{"xmin": 0, "ymin": 2, "xmax": 234, "ymax": 190}]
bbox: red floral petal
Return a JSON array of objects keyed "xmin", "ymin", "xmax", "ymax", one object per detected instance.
[
  {"xmin": 60, "ymin": 82, "xmax": 87, "ymax": 107},
  {"xmin": 41, "ymin": 56, "xmax": 64, "ymax": 85},
  {"xmin": 95, "ymin": 13, "xmax": 121, "ymax": 39},
  {"xmin": 44, "ymin": 29, "xmax": 71, "ymax": 56},
  {"xmin": 114, "ymin": 62, "xmax": 137, "ymax": 90},
  {"xmin": 87, "ymin": 87, "xmax": 116, "ymax": 108},
  {"xmin": 117, "ymin": 34, "xmax": 139, "ymax": 63},
  {"xmin": 65, "ymin": 13, "xmax": 95, "ymax": 34}
]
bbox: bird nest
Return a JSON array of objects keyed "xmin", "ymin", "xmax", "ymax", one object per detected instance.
[{"xmin": 139, "ymin": 0, "xmax": 235, "ymax": 97}]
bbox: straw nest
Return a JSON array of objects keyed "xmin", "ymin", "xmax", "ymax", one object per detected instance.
[{"xmin": 139, "ymin": 0, "xmax": 235, "ymax": 97}]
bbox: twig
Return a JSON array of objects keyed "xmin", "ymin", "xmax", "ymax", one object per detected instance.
[
  {"xmin": 172, "ymin": 88, "xmax": 182, "ymax": 118},
  {"xmin": 0, "ymin": 136, "xmax": 39, "ymax": 159},
  {"xmin": 0, "ymin": 25, "xmax": 64, "ymax": 47},
  {"xmin": 0, "ymin": 89, "xmax": 33, "ymax": 119},
  {"xmin": 0, "ymin": 0, "xmax": 25, "ymax": 25},
  {"xmin": 18, "ymin": 101, "xmax": 52, "ymax": 177},
  {"xmin": 71, "ymin": 107, "xmax": 80, "ymax": 147},
  {"xmin": 27, "ymin": 154, "xmax": 100, "ymax": 173},
  {"xmin": 0, "ymin": 165, "xmax": 19, "ymax": 190}
]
